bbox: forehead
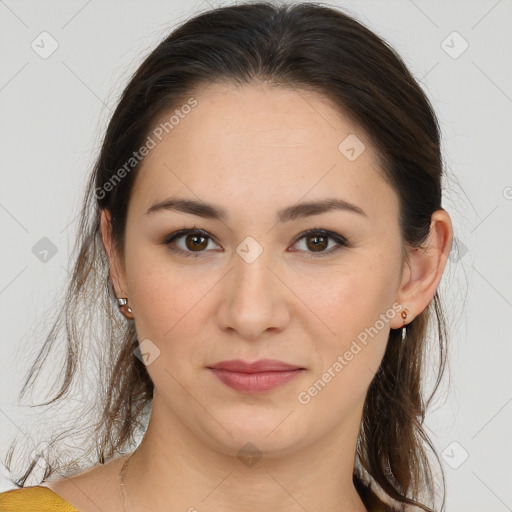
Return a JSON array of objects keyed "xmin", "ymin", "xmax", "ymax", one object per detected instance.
[{"xmin": 130, "ymin": 81, "xmax": 398, "ymax": 224}]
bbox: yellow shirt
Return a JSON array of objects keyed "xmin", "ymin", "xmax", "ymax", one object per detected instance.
[{"xmin": 0, "ymin": 485, "xmax": 78, "ymax": 512}]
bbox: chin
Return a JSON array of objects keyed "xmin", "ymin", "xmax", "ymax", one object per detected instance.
[{"xmin": 198, "ymin": 408, "xmax": 311, "ymax": 460}]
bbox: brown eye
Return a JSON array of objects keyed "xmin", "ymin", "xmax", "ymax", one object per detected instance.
[
  {"xmin": 184, "ymin": 233, "xmax": 208, "ymax": 251},
  {"xmin": 290, "ymin": 229, "xmax": 348, "ymax": 257},
  {"xmin": 164, "ymin": 229, "xmax": 220, "ymax": 258},
  {"xmin": 305, "ymin": 234, "xmax": 329, "ymax": 252}
]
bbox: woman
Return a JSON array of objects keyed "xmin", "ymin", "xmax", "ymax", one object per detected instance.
[{"xmin": 0, "ymin": 2, "xmax": 453, "ymax": 511}]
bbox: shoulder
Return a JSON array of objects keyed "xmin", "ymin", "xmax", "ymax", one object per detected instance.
[
  {"xmin": 30, "ymin": 456, "xmax": 126, "ymax": 512},
  {"xmin": 0, "ymin": 485, "xmax": 78, "ymax": 511},
  {"xmin": 0, "ymin": 456, "xmax": 125, "ymax": 512}
]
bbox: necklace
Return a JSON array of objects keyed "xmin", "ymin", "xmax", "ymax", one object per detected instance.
[{"xmin": 119, "ymin": 450, "xmax": 137, "ymax": 512}]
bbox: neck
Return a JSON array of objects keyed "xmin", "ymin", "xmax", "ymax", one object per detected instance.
[{"xmin": 121, "ymin": 392, "xmax": 368, "ymax": 512}]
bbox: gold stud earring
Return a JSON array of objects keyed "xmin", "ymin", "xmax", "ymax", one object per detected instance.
[{"xmin": 401, "ymin": 308, "xmax": 409, "ymax": 341}]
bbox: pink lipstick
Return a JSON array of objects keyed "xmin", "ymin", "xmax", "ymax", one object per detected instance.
[{"xmin": 208, "ymin": 359, "xmax": 305, "ymax": 394}]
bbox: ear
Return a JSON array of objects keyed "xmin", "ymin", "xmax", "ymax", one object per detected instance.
[
  {"xmin": 100, "ymin": 208, "xmax": 128, "ymax": 298},
  {"xmin": 390, "ymin": 209, "xmax": 453, "ymax": 328}
]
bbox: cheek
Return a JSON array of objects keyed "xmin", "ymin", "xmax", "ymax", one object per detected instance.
[
  {"xmin": 295, "ymin": 288, "xmax": 391, "ymax": 420},
  {"xmin": 304, "ymin": 262, "xmax": 396, "ymax": 343},
  {"xmin": 124, "ymin": 246, "xmax": 209, "ymax": 353},
  {"xmin": 299, "ymin": 255, "xmax": 399, "ymax": 391}
]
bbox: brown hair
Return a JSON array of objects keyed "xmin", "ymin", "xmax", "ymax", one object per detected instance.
[{"xmin": 3, "ymin": 2, "xmax": 448, "ymax": 510}]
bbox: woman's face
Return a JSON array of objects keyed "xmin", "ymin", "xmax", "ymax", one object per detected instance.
[{"xmin": 106, "ymin": 82, "xmax": 408, "ymax": 458}]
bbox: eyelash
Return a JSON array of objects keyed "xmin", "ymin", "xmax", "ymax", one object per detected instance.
[{"xmin": 162, "ymin": 227, "xmax": 348, "ymax": 258}]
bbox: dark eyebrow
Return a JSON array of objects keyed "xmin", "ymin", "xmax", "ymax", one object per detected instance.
[{"xmin": 145, "ymin": 196, "xmax": 367, "ymax": 221}]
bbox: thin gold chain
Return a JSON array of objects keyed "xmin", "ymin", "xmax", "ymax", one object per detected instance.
[{"xmin": 119, "ymin": 450, "xmax": 137, "ymax": 512}]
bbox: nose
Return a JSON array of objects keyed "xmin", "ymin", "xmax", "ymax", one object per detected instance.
[{"xmin": 215, "ymin": 245, "xmax": 291, "ymax": 341}]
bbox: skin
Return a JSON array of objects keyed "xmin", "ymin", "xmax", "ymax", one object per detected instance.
[{"xmin": 43, "ymin": 81, "xmax": 452, "ymax": 512}]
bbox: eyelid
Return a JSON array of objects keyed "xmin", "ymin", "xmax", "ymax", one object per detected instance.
[
  {"xmin": 163, "ymin": 227, "xmax": 348, "ymax": 257},
  {"xmin": 163, "ymin": 227, "xmax": 221, "ymax": 257},
  {"xmin": 288, "ymin": 228, "xmax": 348, "ymax": 258}
]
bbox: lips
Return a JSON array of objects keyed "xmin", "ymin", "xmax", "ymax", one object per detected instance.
[
  {"xmin": 207, "ymin": 359, "xmax": 305, "ymax": 393},
  {"xmin": 208, "ymin": 358, "xmax": 303, "ymax": 372}
]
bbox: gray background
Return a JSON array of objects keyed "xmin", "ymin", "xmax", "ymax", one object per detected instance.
[{"xmin": 1, "ymin": 1, "xmax": 511, "ymax": 510}]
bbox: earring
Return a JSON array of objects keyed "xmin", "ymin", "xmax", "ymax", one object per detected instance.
[
  {"xmin": 401, "ymin": 308, "xmax": 409, "ymax": 341},
  {"xmin": 117, "ymin": 297, "xmax": 134, "ymax": 320}
]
